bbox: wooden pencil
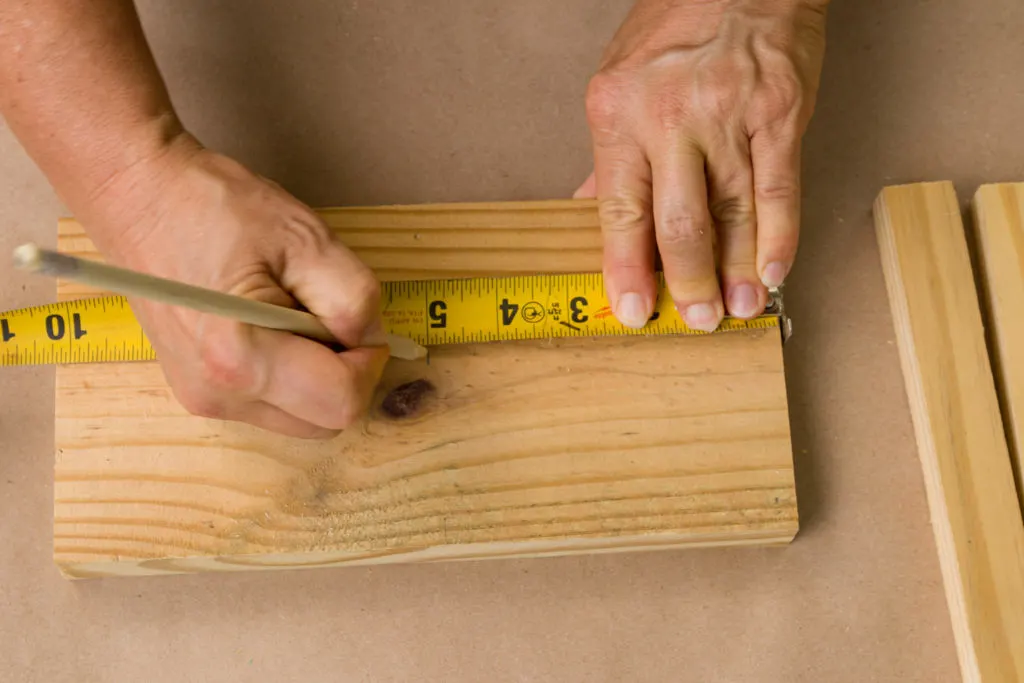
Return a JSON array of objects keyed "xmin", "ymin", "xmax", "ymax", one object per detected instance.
[{"xmin": 12, "ymin": 243, "xmax": 427, "ymax": 361}]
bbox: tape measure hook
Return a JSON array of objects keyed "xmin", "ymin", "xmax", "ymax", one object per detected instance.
[{"xmin": 765, "ymin": 286, "xmax": 793, "ymax": 343}]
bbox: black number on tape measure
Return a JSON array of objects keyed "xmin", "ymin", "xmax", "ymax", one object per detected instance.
[
  {"xmin": 44, "ymin": 313, "xmax": 86, "ymax": 341},
  {"xmin": 45, "ymin": 314, "xmax": 65, "ymax": 340},
  {"xmin": 569, "ymin": 296, "xmax": 589, "ymax": 324},
  {"xmin": 73, "ymin": 313, "xmax": 87, "ymax": 339},
  {"xmin": 500, "ymin": 298, "xmax": 519, "ymax": 326},
  {"xmin": 1, "ymin": 319, "xmax": 13, "ymax": 342},
  {"xmin": 428, "ymin": 300, "xmax": 447, "ymax": 329}
]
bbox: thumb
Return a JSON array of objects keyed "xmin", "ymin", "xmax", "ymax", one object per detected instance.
[{"xmin": 282, "ymin": 238, "xmax": 386, "ymax": 350}]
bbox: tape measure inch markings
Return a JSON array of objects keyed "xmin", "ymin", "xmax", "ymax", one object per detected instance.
[
  {"xmin": 0, "ymin": 273, "xmax": 784, "ymax": 367},
  {"xmin": 0, "ymin": 295, "xmax": 154, "ymax": 365}
]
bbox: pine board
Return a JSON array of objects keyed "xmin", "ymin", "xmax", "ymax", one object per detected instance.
[
  {"xmin": 54, "ymin": 199, "xmax": 608, "ymax": 299},
  {"xmin": 971, "ymin": 183, "xmax": 1024, "ymax": 515},
  {"xmin": 873, "ymin": 182, "xmax": 1024, "ymax": 683},
  {"xmin": 53, "ymin": 199, "xmax": 797, "ymax": 579}
]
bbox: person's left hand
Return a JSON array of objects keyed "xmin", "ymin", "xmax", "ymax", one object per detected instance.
[{"xmin": 575, "ymin": 0, "xmax": 829, "ymax": 332}]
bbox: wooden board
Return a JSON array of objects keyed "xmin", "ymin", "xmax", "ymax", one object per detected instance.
[
  {"xmin": 971, "ymin": 183, "xmax": 1024, "ymax": 514},
  {"xmin": 53, "ymin": 199, "xmax": 797, "ymax": 579},
  {"xmin": 873, "ymin": 182, "xmax": 1024, "ymax": 683},
  {"xmin": 55, "ymin": 199, "xmax": 608, "ymax": 299}
]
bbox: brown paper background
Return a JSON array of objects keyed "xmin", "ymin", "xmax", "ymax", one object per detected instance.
[{"xmin": 3, "ymin": 0, "xmax": 1022, "ymax": 680}]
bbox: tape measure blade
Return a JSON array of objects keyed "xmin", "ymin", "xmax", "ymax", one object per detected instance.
[
  {"xmin": 0, "ymin": 295, "xmax": 155, "ymax": 366},
  {"xmin": 1, "ymin": 276, "xmax": 781, "ymax": 366}
]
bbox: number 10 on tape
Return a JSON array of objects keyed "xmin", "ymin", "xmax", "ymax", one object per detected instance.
[{"xmin": 0, "ymin": 296, "xmax": 154, "ymax": 365}]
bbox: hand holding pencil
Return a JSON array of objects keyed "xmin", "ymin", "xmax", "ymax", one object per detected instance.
[{"xmin": 15, "ymin": 144, "xmax": 410, "ymax": 440}]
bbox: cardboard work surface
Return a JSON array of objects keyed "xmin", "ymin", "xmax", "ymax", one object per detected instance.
[{"xmin": 2, "ymin": 0, "xmax": 1022, "ymax": 680}]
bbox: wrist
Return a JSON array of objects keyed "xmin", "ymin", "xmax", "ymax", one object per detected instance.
[
  {"xmin": 81, "ymin": 122, "xmax": 205, "ymax": 268},
  {"xmin": 86, "ymin": 112, "xmax": 192, "ymax": 197}
]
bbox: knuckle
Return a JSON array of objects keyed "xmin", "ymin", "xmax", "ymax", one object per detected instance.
[
  {"xmin": 598, "ymin": 197, "xmax": 648, "ymax": 234},
  {"xmin": 279, "ymin": 209, "xmax": 333, "ymax": 258},
  {"xmin": 585, "ymin": 72, "xmax": 629, "ymax": 129},
  {"xmin": 351, "ymin": 270, "xmax": 382, "ymax": 310},
  {"xmin": 658, "ymin": 211, "xmax": 711, "ymax": 249},
  {"xmin": 331, "ymin": 269, "xmax": 382, "ymax": 324},
  {"xmin": 755, "ymin": 179, "xmax": 800, "ymax": 203},
  {"xmin": 749, "ymin": 74, "xmax": 804, "ymax": 128},
  {"xmin": 174, "ymin": 385, "xmax": 225, "ymax": 420},
  {"xmin": 710, "ymin": 196, "xmax": 754, "ymax": 231},
  {"xmin": 197, "ymin": 328, "xmax": 262, "ymax": 395}
]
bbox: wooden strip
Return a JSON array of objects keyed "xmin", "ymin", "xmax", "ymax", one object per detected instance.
[
  {"xmin": 54, "ymin": 198, "xmax": 797, "ymax": 579},
  {"xmin": 873, "ymin": 181, "xmax": 1024, "ymax": 683},
  {"xmin": 56, "ymin": 198, "xmax": 605, "ymax": 298},
  {"xmin": 970, "ymin": 183, "xmax": 1024, "ymax": 514}
]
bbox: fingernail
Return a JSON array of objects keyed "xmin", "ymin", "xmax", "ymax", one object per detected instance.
[
  {"xmin": 728, "ymin": 284, "xmax": 760, "ymax": 319},
  {"xmin": 761, "ymin": 261, "xmax": 789, "ymax": 288},
  {"xmin": 615, "ymin": 292, "xmax": 650, "ymax": 329},
  {"xmin": 360, "ymin": 319, "xmax": 388, "ymax": 347},
  {"xmin": 683, "ymin": 303, "xmax": 721, "ymax": 333}
]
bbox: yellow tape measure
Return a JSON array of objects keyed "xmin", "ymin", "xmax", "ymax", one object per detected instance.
[{"xmin": 0, "ymin": 273, "xmax": 783, "ymax": 366}]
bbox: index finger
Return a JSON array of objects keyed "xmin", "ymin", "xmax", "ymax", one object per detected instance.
[
  {"xmin": 593, "ymin": 139, "xmax": 658, "ymax": 329},
  {"xmin": 750, "ymin": 128, "xmax": 802, "ymax": 288}
]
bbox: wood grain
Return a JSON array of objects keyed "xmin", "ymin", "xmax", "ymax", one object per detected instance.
[
  {"xmin": 874, "ymin": 182, "xmax": 1024, "ymax": 683},
  {"xmin": 54, "ymin": 199, "xmax": 797, "ymax": 579},
  {"xmin": 56, "ymin": 199, "xmax": 606, "ymax": 298},
  {"xmin": 971, "ymin": 183, "xmax": 1024, "ymax": 515}
]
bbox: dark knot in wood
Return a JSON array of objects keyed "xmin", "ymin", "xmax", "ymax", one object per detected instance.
[{"xmin": 381, "ymin": 379, "xmax": 436, "ymax": 418}]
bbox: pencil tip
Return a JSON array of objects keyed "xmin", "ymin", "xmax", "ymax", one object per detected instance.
[{"xmin": 384, "ymin": 334, "xmax": 429, "ymax": 362}]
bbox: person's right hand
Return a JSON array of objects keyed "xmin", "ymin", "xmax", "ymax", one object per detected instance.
[{"xmin": 86, "ymin": 134, "xmax": 389, "ymax": 439}]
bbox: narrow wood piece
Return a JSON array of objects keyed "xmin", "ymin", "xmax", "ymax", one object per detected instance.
[
  {"xmin": 13, "ymin": 243, "xmax": 426, "ymax": 361},
  {"xmin": 54, "ymin": 198, "xmax": 797, "ymax": 578},
  {"xmin": 56, "ymin": 198, "xmax": 607, "ymax": 297},
  {"xmin": 873, "ymin": 181, "xmax": 1024, "ymax": 683},
  {"xmin": 971, "ymin": 183, "xmax": 1024, "ymax": 514}
]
